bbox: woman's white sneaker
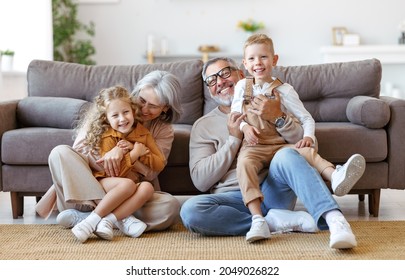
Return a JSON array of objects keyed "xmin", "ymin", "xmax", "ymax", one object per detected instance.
[{"xmin": 57, "ymin": 209, "xmax": 90, "ymax": 228}]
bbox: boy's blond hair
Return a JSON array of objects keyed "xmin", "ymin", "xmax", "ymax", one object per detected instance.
[{"xmin": 243, "ymin": 33, "xmax": 275, "ymax": 56}]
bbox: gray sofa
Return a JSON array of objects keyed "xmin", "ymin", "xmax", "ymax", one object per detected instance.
[{"xmin": 1, "ymin": 58, "xmax": 404, "ymax": 219}]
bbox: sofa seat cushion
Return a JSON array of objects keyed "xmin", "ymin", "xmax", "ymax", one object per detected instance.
[
  {"xmin": 346, "ymin": 96, "xmax": 390, "ymax": 128},
  {"xmin": 17, "ymin": 97, "xmax": 89, "ymax": 129},
  {"xmin": 1, "ymin": 128, "xmax": 74, "ymax": 165},
  {"xmin": 315, "ymin": 122, "xmax": 387, "ymax": 163},
  {"xmin": 2, "ymin": 165, "xmax": 52, "ymax": 193}
]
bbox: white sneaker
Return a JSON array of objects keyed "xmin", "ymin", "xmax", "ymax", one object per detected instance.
[
  {"xmin": 57, "ymin": 209, "xmax": 90, "ymax": 228},
  {"xmin": 328, "ymin": 216, "xmax": 357, "ymax": 249},
  {"xmin": 94, "ymin": 218, "xmax": 114, "ymax": 241},
  {"xmin": 246, "ymin": 215, "xmax": 271, "ymax": 243},
  {"xmin": 331, "ymin": 154, "xmax": 366, "ymax": 196},
  {"xmin": 71, "ymin": 219, "xmax": 94, "ymax": 243},
  {"xmin": 265, "ymin": 209, "xmax": 318, "ymax": 233},
  {"xmin": 115, "ymin": 215, "xmax": 147, "ymax": 238}
]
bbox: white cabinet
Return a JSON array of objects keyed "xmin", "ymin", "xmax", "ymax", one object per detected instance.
[{"xmin": 0, "ymin": 71, "xmax": 27, "ymax": 101}]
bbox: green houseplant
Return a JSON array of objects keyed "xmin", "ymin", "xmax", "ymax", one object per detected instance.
[
  {"xmin": 1, "ymin": 49, "xmax": 15, "ymax": 71},
  {"xmin": 52, "ymin": 0, "xmax": 96, "ymax": 65},
  {"xmin": 1, "ymin": 49, "xmax": 15, "ymax": 56}
]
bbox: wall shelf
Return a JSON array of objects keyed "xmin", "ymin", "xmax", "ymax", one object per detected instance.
[
  {"xmin": 320, "ymin": 45, "xmax": 405, "ymax": 64},
  {"xmin": 143, "ymin": 53, "xmax": 243, "ymax": 64}
]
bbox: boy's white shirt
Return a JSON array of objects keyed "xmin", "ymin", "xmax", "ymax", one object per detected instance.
[{"xmin": 231, "ymin": 78, "xmax": 316, "ymax": 143}]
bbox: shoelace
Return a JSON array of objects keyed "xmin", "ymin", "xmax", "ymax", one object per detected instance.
[{"xmin": 331, "ymin": 218, "xmax": 351, "ymax": 233}]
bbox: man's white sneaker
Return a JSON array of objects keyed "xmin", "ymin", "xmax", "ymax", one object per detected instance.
[
  {"xmin": 328, "ymin": 216, "xmax": 357, "ymax": 249},
  {"xmin": 331, "ymin": 154, "xmax": 366, "ymax": 196},
  {"xmin": 71, "ymin": 219, "xmax": 94, "ymax": 243},
  {"xmin": 57, "ymin": 209, "xmax": 90, "ymax": 228},
  {"xmin": 115, "ymin": 215, "xmax": 147, "ymax": 238},
  {"xmin": 94, "ymin": 218, "xmax": 114, "ymax": 241},
  {"xmin": 265, "ymin": 209, "xmax": 318, "ymax": 233},
  {"xmin": 246, "ymin": 215, "xmax": 271, "ymax": 243}
]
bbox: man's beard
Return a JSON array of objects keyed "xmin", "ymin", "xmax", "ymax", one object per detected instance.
[{"xmin": 211, "ymin": 94, "xmax": 233, "ymax": 107}]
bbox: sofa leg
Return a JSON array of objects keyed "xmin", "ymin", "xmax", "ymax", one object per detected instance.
[
  {"xmin": 368, "ymin": 189, "xmax": 381, "ymax": 217},
  {"xmin": 358, "ymin": 194, "xmax": 365, "ymax": 201},
  {"xmin": 10, "ymin": 192, "xmax": 24, "ymax": 219}
]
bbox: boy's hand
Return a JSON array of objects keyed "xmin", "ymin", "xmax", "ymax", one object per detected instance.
[
  {"xmin": 243, "ymin": 125, "xmax": 260, "ymax": 145},
  {"xmin": 295, "ymin": 136, "xmax": 314, "ymax": 148}
]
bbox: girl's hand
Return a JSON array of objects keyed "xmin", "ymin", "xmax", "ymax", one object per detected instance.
[
  {"xmin": 295, "ymin": 136, "xmax": 314, "ymax": 148},
  {"xmin": 132, "ymin": 142, "xmax": 150, "ymax": 158},
  {"xmin": 117, "ymin": 140, "xmax": 134, "ymax": 152}
]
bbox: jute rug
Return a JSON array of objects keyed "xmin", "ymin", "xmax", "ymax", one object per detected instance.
[{"xmin": 1, "ymin": 221, "xmax": 405, "ymax": 260}]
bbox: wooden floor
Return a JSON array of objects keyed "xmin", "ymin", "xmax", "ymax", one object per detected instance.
[{"xmin": 1, "ymin": 189, "xmax": 405, "ymax": 224}]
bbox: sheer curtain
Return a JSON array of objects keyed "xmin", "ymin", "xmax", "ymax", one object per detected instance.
[{"xmin": 0, "ymin": 0, "xmax": 53, "ymax": 72}]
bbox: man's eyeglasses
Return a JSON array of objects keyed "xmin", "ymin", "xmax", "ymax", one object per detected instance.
[{"xmin": 204, "ymin": 66, "xmax": 237, "ymax": 87}]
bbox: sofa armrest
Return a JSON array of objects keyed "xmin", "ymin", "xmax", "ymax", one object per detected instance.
[
  {"xmin": 346, "ymin": 96, "xmax": 390, "ymax": 128},
  {"xmin": 0, "ymin": 100, "xmax": 19, "ymax": 191},
  {"xmin": 380, "ymin": 96, "xmax": 405, "ymax": 188}
]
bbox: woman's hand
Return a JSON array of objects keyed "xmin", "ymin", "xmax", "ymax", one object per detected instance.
[{"xmin": 96, "ymin": 146, "xmax": 124, "ymax": 177}]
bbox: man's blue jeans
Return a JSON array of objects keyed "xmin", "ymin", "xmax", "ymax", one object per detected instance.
[{"xmin": 180, "ymin": 148, "xmax": 339, "ymax": 236}]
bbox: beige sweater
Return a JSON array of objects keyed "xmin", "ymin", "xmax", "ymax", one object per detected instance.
[{"xmin": 189, "ymin": 107, "xmax": 303, "ymax": 193}]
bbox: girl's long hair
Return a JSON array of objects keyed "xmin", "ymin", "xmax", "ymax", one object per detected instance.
[{"xmin": 75, "ymin": 85, "xmax": 142, "ymax": 152}]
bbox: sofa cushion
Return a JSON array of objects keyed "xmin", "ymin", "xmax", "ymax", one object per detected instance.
[
  {"xmin": 273, "ymin": 59, "xmax": 382, "ymax": 122},
  {"xmin": 27, "ymin": 59, "xmax": 205, "ymax": 125},
  {"xmin": 346, "ymin": 96, "xmax": 390, "ymax": 128},
  {"xmin": 316, "ymin": 122, "xmax": 387, "ymax": 163},
  {"xmin": 17, "ymin": 97, "xmax": 89, "ymax": 129},
  {"xmin": 1, "ymin": 128, "xmax": 74, "ymax": 165}
]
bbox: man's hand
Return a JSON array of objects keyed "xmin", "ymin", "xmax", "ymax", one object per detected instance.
[
  {"xmin": 96, "ymin": 146, "xmax": 124, "ymax": 177},
  {"xmin": 295, "ymin": 136, "xmax": 314, "ymax": 148},
  {"xmin": 249, "ymin": 90, "xmax": 283, "ymax": 122},
  {"xmin": 227, "ymin": 111, "xmax": 245, "ymax": 139}
]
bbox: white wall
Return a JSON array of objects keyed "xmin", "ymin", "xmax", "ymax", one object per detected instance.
[
  {"xmin": 76, "ymin": 0, "xmax": 405, "ymax": 97},
  {"xmin": 0, "ymin": 0, "xmax": 53, "ymax": 72},
  {"xmin": 77, "ymin": 0, "xmax": 405, "ymax": 65}
]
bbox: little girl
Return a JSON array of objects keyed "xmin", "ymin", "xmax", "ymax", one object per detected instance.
[{"xmin": 71, "ymin": 85, "xmax": 165, "ymax": 243}]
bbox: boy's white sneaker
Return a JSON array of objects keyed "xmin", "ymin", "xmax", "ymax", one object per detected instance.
[
  {"xmin": 329, "ymin": 216, "xmax": 357, "ymax": 249},
  {"xmin": 115, "ymin": 215, "xmax": 147, "ymax": 238},
  {"xmin": 265, "ymin": 209, "xmax": 318, "ymax": 233},
  {"xmin": 94, "ymin": 218, "xmax": 114, "ymax": 241},
  {"xmin": 57, "ymin": 209, "xmax": 90, "ymax": 228},
  {"xmin": 246, "ymin": 215, "xmax": 271, "ymax": 243},
  {"xmin": 331, "ymin": 154, "xmax": 366, "ymax": 196}
]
